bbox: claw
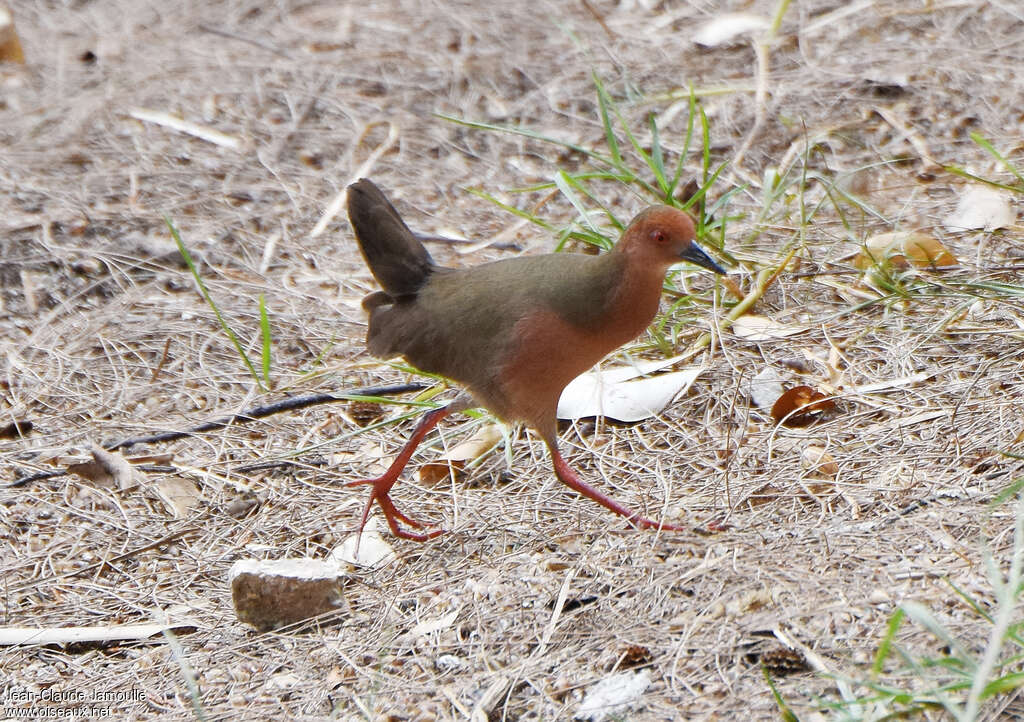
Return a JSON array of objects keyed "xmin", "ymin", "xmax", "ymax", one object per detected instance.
[{"xmin": 348, "ymin": 405, "xmax": 454, "ymax": 545}]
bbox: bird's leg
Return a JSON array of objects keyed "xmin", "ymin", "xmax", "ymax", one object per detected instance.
[
  {"xmin": 348, "ymin": 394, "xmax": 475, "ymax": 542},
  {"xmin": 545, "ymin": 437, "xmax": 688, "ymax": 532},
  {"xmin": 347, "ymin": 405, "xmax": 452, "ymax": 542}
]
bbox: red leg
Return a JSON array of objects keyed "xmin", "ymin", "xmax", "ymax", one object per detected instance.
[
  {"xmin": 348, "ymin": 406, "xmax": 451, "ymax": 542},
  {"xmin": 546, "ymin": 439, "xmax": 688, "ymax": 532}
]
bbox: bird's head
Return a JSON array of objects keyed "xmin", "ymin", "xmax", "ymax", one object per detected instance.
[{"xmin": 619, "ymin": 205, "xmax": 725, "ymax": 275}]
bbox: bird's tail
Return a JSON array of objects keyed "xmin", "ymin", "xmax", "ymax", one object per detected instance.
[{"xmin": 347, "ymin": 179, "xmax": 435, "ymax": 299}]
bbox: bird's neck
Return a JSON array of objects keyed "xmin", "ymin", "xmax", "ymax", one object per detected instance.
[{"xmin": 594, "ymin": 249, "xmax": 667, "ymax": 344}]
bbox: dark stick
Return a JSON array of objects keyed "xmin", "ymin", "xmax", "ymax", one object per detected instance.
[
  {"xmin": 103, "ymin": 383, "xmax": 428, "ymax": 451},
  {"xmin": 197, "ymin": 24, "xmax": 291, "ymax": 58},
  {"xmin": 6, "ymin": 382, "xmax": 428, "ymax": 488}
]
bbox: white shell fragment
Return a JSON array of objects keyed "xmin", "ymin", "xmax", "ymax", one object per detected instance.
[
  {"xmin": 694, "ymin": 13, "xmax": 770, "ymax": 47},
  {"xmin": 944, "ymin": 186, "xmax": 1015, "ymax": 231},
  {"xmin": 575, "ymin": 670, "xmax": 652, "ymax": 721}
]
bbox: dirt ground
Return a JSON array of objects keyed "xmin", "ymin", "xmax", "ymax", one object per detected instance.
[{"xmin": 3, "ymin": 0, "xmax": 1024, "ymax": 719}]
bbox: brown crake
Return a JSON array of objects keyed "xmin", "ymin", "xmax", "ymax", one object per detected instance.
[{"xmin": 347, "ymin": 179, "xmax": 724, "ymax": 540}]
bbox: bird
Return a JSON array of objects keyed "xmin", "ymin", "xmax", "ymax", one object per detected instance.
[{"xmin": 346, "ymin": 178, "xmax": 724, "ymax": 540}]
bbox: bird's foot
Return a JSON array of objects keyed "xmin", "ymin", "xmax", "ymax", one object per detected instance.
[
  {"xmin": 348, "ymin": 476, "xmax": 445, "ymax": 542},
  {"xmin": 548, "ymin": 443, "xmax": 698, "ymax": 534},
  {"xmin": 624, "ymin": 514, "xmax": 690, "ymax": 533}
]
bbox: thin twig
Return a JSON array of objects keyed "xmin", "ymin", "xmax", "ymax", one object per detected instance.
[
  {"xmin": 150, "ymin": 336, "xmax": 172, "ymax": 383},
  {"xmin": 680, "ymin": 245, "xmax": 800, "ymax": 361},
  {"xmin": 197, "ymin": 23, "xmax": 291, "ymax": 58},
  {"xmin": 6, "ymin": 383, "xmax": 428, "ymax": 487}
]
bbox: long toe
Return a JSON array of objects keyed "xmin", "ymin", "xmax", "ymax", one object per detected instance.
[
  {"xmin": 346, "ymin": 476, "xmax": 384, "ymax": 488},
  {"xmin": 628, "ymin": 514, "xmax": 689, "ymax": 532},
  {"xmin": 374, "ymin": 491, "xmax": 445, "ymax": 540},
  {"xmin": 375, "ymin": 491, "xmax": 427, "ymax": 529}
]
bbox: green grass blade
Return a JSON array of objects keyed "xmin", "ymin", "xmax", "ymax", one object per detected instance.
[
  {"xmin": 438, "ymin": 113, "xmax": 618, "ymax": 169},
  {"xmin": 259, "ymin": 294, "xmax": 272, "ymax": 390},
  {"xmin": 593, "ymin": 73, "xmax": 658, "ymax": 182},
  {"xmin": 900, "ymin": 600, "xmax": 974, "ymax": 671},
  {"xmin": 970, "ymin": 132, "xmax": 1024, "ymax": 187},
  {"xmin": 944, "ymin": 165, "xmax": 1024, "ymax": 193},
  {"xmin": 465, "ymin": 188, "xmax": 556, "ymax": 231},
  {"xmin": 648, "ymin": 111, "xmax": 668, "ymax": 195},
  {"xmin": 592, "ymin": 71, "xmax": 624, "ymax": 167},
  {"xmin": 670, "ymin": 90, "xmax": 698, "ymax": 192},
  {"xmin": 700, "ymin": 106, "xmax": 711, "ymax": 182},
  {"xmin": 981, "ymin": 671, "xmax": 1024, "ymax": 700},
  {"xmin": 554, "ymin": 171, "xmax": 601, "ymax": 233},
  {"xmin": 166, "ymin": 216, "xmax": 265, "ymax": 391},
  {"xmin": 872, "ymin": 607, "xmax": 905, "ymax": 677},
  {"xmin": 990, "ymin": 476, "xmax": 1024, "ymax": 508},
  {"xmin": 944, "ymin": 577, "xmax": 994, "ymax": 624},
  {"xmin": 762, "ymin": 667, "xmax": 800, "ymax": 722}
]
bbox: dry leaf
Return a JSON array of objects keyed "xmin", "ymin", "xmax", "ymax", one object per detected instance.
[
  {"xmin": 417, "ymin": 460, "xmax": 464, "ymax": 486},
  {"xmin": 770, "ymin": 386, "xmax": 834, "ymax": 426},
  {"xmin": 748, "ymin": 367, "xmax": 785, "ymax": 408},
  {"xmin": 68, "ymin": 445, "xmax": 139, "ymax": 488},
  {"xmin": 744, "ymin": 482, "xmax": 782, "ymax": 507},
  {"xmin": 558, "ymin": 363, "xmax": 703, "ymax": 422},
  {"xmin": 124, "ymin": 452, "xmax": 174, "ymax": 465},
  {"xmin": 801, "ymin": 445, "xmax": 838, "ymax": 478},
  {"xmin": 855, "ymin": 231, "xmax": 957, "ymax": 270},
  {"xmin": 347, "ymin": 401, "xmax": 385, "ymax": 426},
  {"xmin": 619, "ymin": 645, "xmax": 654, "ymax": 668},
  {"xmin": 409, "ymin": 608, "xmax": 459, "ymax": 637},
  {"xmin": 154, "ymin": 477, "xmax": 201, "ymax": 518},
  {"xmin": 576, "ymin": 670, "xmax": 651, "ymax": 722},
  {"xmin": 852, "ymin": 372, "xmax": 931, "ymax": 394},
  {"xmin": 224, "ymin": 492, "xmax": 260, "ymax": 518},
  {"xmin": 0, "ymin": 419, "xmax": 32, "ymax": 439},
  {"xmin": 0, "ymin": 623, "xmax": 194, "ymax": 647},
  {"xmin": 945, "ymin": 186, "xmax": 1015, "ymax": 231},
  {"xmin": 760, "ymin": 646, "xmax": 808, "ymax": 675},
  {"xmin": 331, "ymin": 519, "xmax": 398, "ymax": 567},
  {"xmin": 732, "ymin": 315, "xmax": 805, "ymax": 341},
  {"xmin": 416, "ymin": 421, "xmax": 500, "ymax": 489},
  {"xmin": 0, "ymin": 6, "xmax": 25, "ymax": 64},
  {"xmin": 693, "ymin": 13, "xmax": 769, "ymax": 47},
  {"xmin": 441, "ymin": 423, "xmax": 504, "ymax": 461}
]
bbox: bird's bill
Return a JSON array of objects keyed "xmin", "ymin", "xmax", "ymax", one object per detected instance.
[{"xmin": 680, "ymin": 241, "xmax": 726, "ymax": 274}]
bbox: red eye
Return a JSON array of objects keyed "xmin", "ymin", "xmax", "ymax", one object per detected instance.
[{"xmin": 651, "ymin": 230, "xmax": 667, "ymax": 244}]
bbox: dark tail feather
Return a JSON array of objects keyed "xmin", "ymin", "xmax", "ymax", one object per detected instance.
[{"xmin": 347, "ymin": 179, "xmax": 435, "ymax": 298}]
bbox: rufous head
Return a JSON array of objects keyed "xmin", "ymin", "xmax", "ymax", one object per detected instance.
[{"xmin": 617, "ymin": 205, "xmax": 724, "ymax": 274}]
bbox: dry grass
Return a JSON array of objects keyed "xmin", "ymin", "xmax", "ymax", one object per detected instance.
[{"xmin": 3, "ymin": 0, "xmax": 1024, "ymax": 719}]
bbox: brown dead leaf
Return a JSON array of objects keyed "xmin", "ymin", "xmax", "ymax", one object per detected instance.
[
  {"xmin": 801, "ymin": 445, "xmax": 838, "ymax": 478},
  {"xmin": 417, "ymin": 460, "xmax": 465, "ymax": 486},
  {"xmin": 854, "ymin": 231, "xmax": 956, "ymax": 270},
  {"xmin": 0, "ymin": 7, "xmax": 25, "ymax": 64},
  {"xmin": 770, "ymin": 386, "xmax": 834, "ymax": 426},
  {"xmin": 441, "ymin": 423, "xmax": 503, "ymax": 462},
  {"xmin": 744, "ymin": 482, "xmax": 782, "ymax": 507},
  {"xmin": 348, "ymin": 401, "xmax": 385, "ymax": 427},
  {"xmin": 760, "ymin": 646, "xmax": 808, "ymax": 675},
  {"xmin": 154, "ymin": 478, "xmax": 201, "ymax": 518},
  {"xmin": 618, "ymin": 645, "xmax": 653, "ymax": 669},
  {"xmin": 68, "ymin": 446, "xmax": 139, "ymax": 489},
  {"xmin": 0, "ymin": 419, "xmax": 32, "ymax": 439}
]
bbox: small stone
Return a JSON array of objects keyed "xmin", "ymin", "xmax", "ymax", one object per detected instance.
[
  {"xmin": 229, "ymin": 558, "xmax": 347, "ymax": 631},
  {"xmin": 868, "ymin": 588, "xmax": 890, "ymax": 604}
]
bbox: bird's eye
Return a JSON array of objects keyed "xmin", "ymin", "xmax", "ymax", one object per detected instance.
[{"xmin": 651, "ymin": 230, "xmax": 667, "ymax": 244}]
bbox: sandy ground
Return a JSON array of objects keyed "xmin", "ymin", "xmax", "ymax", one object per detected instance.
[{"xmin": 3, "ymin": 0, "xmax": 1024, "ymax": 719}]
